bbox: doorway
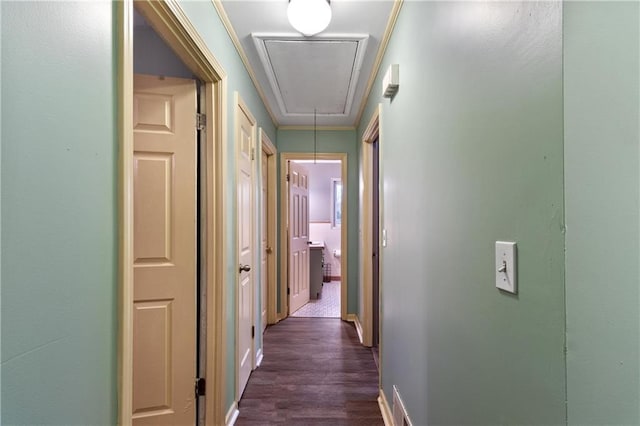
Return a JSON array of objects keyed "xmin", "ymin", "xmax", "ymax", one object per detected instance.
[
  {"xmin": 278, "ymin": 153, "xmax": 348, "ymax": 321},
  {"xmin": 235, "ymin": 94, "xmax": 257, "ymax": 401},
  {"xmin": 360, "ymin": 106, "xmax": 381, "ymax": 349},
  {"xmin": 372, "ymin": 136, "xmax": 380, "ymax": 350},
  {"xmin": 118, "ymin": 1, "xmax": 227, "ymax": 424},
  {"xmin": 289, "ymin": 160, "xmax": 343, "ymax": 318},
  {"xmin": 132, "ymin": 10, "xmax": 205, "ymax": 426},
  {"xmin": 260, "ymin": 130, "xmax": 278, "ymax": 331}
]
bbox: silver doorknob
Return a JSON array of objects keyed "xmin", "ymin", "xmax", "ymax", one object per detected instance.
[{"xmin": 239, "ymin": 264, "xmax": 251, "ymax": 273}]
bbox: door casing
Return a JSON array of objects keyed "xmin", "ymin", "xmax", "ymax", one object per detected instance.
[
  {"xmin": 279, "ymin": 153, "xmax": 348, "ymax": 321},
  {"xmin": 357, "ymin": 105, "xmax": 383, "ymax": 346},
  {"xmin": 260, "ymin": 130, "xmax": 278, "ymax": 328},
  {"xmin": 118, "ymin": 1, "xmax": 228, "ymax": 424}
]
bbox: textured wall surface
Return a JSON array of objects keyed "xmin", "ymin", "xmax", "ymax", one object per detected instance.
[
  {"xmin": 358, "ymin": 2, "xmax": 565, "ymax": 424},
  {"xmin": 1, "ymin": 2, "xmax": 117, "ymax": 423},
  {"xmin": 564, "ymin": 2, "xmax": 640, "ymax": 424}
]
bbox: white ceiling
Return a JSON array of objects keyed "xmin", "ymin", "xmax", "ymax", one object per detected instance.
[{"xmin": 219, "ymin": 0, "xmax": 396, "ymax": 128}]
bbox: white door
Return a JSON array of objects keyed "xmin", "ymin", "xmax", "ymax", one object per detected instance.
[
  {"xmin": 261, "ymin": 149, "xmax": 269, "ymax": 331},
  {"xmin": 132, "ymin": 75, "xmax": 197, "ymax": 425},
  {"xmin": 288, "ymin": 161, "xmax": 310, "ymax": 314},
  {"xmin": 237, "ymin": 103, "xmax": 255, "ymax": 399}
]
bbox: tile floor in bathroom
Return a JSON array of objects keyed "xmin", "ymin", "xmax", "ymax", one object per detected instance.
[{"xmin": 290, "ymin": 281, "xmax": 340, "ymax": 318}]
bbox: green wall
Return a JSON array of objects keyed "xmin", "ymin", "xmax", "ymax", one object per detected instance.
[
  {"xmin": 276, "ymin": 129, "xmax": 359, "ymax": 315},
  {"xmin": 0, "ymin": 3, "xmax": 3, "ymax": 422},
  {"xmin": 178, "ymin": 0, "xmax": 277, "ymax": 410},
  {"xmin": 564, "ymin": 2, "xmax": 640, "ymax": 424},
  {"xmin": 1, "ymin": 2, "xmax": 117, "ymax": 424},
  {"xmin": 358, "ymin": 2, "xmax": 566, "ymax": 424}
]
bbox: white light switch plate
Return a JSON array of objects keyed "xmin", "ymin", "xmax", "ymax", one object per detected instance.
[
  {"xmin": 496, "ymin": 241, "xmax": 517, "ymax": 294},
  {"xmin": 382, "ymin": 229, "xmax": 387, "ymax": 247}
]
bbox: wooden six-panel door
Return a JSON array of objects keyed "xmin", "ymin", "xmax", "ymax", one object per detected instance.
[
  {"xmin": 288, "ymin": 161, "xmax": 310, "ymax": 314},
  {"xmin": 236, "ymin": 102, "xmax": 255, "ymax": 400},
  {"xmin": 132, "ymin": 74, "xmax": 197, "ymax": 425}
]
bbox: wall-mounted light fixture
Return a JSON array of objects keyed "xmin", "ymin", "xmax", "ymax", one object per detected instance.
[{"xmin": 287, "ymin": 0, "xmax": 332, "ymax": 37}]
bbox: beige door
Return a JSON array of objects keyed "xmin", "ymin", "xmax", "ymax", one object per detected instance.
[
  {"xmin": 261, "ymin": 150, "xmax": 269, "ymax": 332},
  {"xmin": 288, "ymin": 161, "xmax": 310, "ymax": 314},
  {"xmin": 132, "ymin": 75, "xmax": 197, "ymax": 425},
  {"xmin": 237, "ymin": 103, "xmax": 255, "ymax": 399}
]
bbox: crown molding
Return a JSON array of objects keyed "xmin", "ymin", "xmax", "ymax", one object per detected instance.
[
  {"xmin": 355, "ymin": 0, "xmax": 404, "ymax": 128},
  {"xmin": 211, "ymin": 0, "xmax": 279, "ymax": 127}
]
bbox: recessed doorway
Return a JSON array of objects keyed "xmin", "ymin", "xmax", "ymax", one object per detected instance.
[
  {"xmin": 289, "ymin": 159, "xmax": 343, "ymax": 318},
  {"xmin": 278, "ymin": 153, "xmax": 348, "ymax": 321}
]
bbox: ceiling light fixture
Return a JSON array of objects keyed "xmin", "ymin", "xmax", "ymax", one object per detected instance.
[{"xmin": 287, "ymin": 0, "xmax": 332, "ymax": 37}]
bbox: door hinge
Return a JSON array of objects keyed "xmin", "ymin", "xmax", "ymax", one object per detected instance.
[
  {"xmin": 251, "ymin": 149, "xmax": 255, "ymax": 161},
  {"xmin": 286, "ymin": 173, "xmax": 290, "ymax": 182},
  {"xmin": 251, "ymin": 325, "xmax": 255, "ymax": 339},
  {"xmin": 196, "ymin": 113, "xmax": 206, "ymax": 130},
  {"xmin": 287, "ymin": 287, "xmax": 290, "ymax": 295},
  {"xmin": 195, "ymin": 377, "xmax": 206, "ymax": 397}
]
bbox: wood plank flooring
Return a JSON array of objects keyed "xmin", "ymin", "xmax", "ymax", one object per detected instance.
[{"xmin": 236, "ymin": 318, "xmax": 383, "ymax": 426}]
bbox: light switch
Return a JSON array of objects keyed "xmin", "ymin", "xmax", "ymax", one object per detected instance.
[{"xmin": 495, "ymin": 241, "xmax": 517, "ymax": 294}]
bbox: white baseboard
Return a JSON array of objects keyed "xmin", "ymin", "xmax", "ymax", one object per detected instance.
[
  {"xmin": 225, "ymin": 401, "xmax": 239, "ymax": 426},
  {"xmin": 392, "ymin": 385, "xmax": 413, "ymax": 426},
  {"xmin": 378, "ymin": 390, "xmax": 393, "ymax": 426},
  {"xmin": 256, "ymin": 348, "xmax": 264, "ymax": 367},
  {"xmin": 353, "ymin": 314, "xmax": 364, "ymax": 345}
]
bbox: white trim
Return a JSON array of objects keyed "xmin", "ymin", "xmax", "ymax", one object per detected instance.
[
  {"xmin": 252, "ymin": 33, "xmax": 369, "ymax": 119},
  {"xmin": 392, "ymin": 385, "xmax": 414, "ymax": 426},
  {"xmin": 359, "ymin": 105, "xmax": 381, "ymax": 349},
  {"xmin": 330, "ymin": 177, "xmax": 343, "ymax": 229},
  {"xmin": 378, "ymin": 390, "xmax": 393, "ymax": 426},
  {"xmin": 256, "ymin": 348, "xmax": 264, "ymax": 368},
  {"xmin": 225, "ymin": 402, "xmax": 240, "ymax": 426},
  {"xmin": 351, "ymin": 314, "xmax": 364, "ymax": 345},
  {"xmin": 116, "ymin": 2, "xmax": 134, "ymax": 424},
  {"xmin": 260, "ymin": 129, "xmax": 278, "ymax": 326}
]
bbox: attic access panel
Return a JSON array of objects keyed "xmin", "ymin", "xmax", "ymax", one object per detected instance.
[{"xmin": 253, "ymin": 34, "xmax": 369, "ymax": 118}]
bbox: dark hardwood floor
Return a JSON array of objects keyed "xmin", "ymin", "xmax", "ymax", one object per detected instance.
[{"xmin": 235, "ymin": 318, "xmax": 384, "ymax": 426}]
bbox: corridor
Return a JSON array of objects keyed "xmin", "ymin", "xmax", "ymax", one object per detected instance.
[{"xmin": 236, "ymin": 318, "xmax": 383, "ymax": 425}]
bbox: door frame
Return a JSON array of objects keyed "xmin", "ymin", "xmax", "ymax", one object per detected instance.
[
  {"xmin": 234, "ymin": 92, "xmax": 258, "ymax": 400},
  {"xmin": 360, "ymin": 105, "xmax": 381, "ymax": 348},
  {"xmin": 117, "ymin": 1, "xmax": 228, "ymax": 424},
  {"xmin": 279, "ymin": 152, "xmax": 348, "ymax": 321},
  {"xmin": 259, "ymin": 129, "xmax": 278, "ymax": 327}
]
